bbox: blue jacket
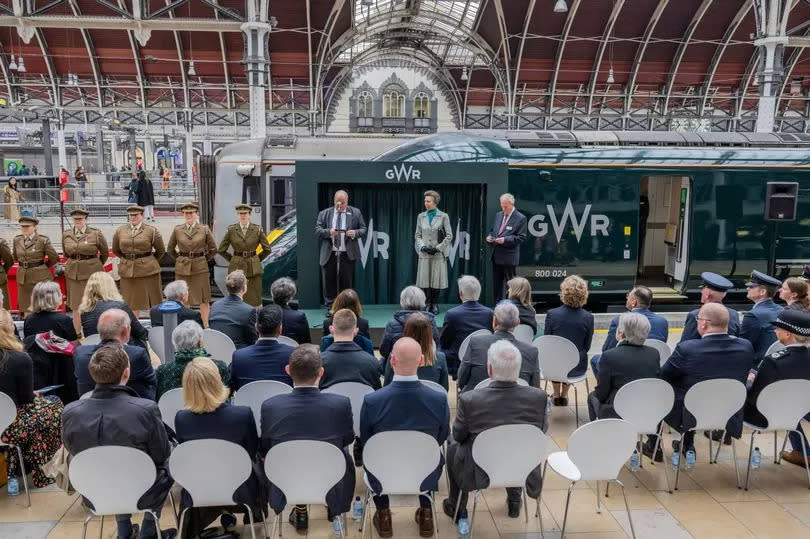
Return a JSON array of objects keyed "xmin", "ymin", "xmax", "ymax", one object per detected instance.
[
  {"xmin": 439, "ymin": 301, "xmax": 493, "ymax": 364},
  {"xmin": 260, "ymin": 387, "xmax": 355, "ymax": 515},
  {"xmin": 73, "ymin": 339, "xmax": 157, "ymax": 400},
  {"xmin": 603, "ymin": 307, "xmax": 669, "ymax": 352},
  {"xmin": 280, "ymin": 305, "xmax": 311, "ymax": 345},
  {"xmin": 209, "ymin": 295, "xmax": 258, "ymax": 350},
  {"xmin": 661, "ymin": 334, "xmax": 753, "ymax": 437},
  {"xmin": 740, "ymin": 300, "xmax": 783, "ymax": 366},
  {"xmin": 229, "ymin": 338, "xmax": 295, "ymax": 390},
  {"xmin": 680, "ymin": 305, "xmax": 740, "ymax": 342},
  {"xmin": 544, "ymin": 305, "xmax": 594, "ymax": 376}
]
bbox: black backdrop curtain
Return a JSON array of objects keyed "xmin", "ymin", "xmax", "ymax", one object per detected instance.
[{"xmin": 319, "ymin": 183, "xmax": 486, "ymax": 305}]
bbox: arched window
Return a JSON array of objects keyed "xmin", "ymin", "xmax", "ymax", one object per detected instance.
[
  {"xmin": 414, "ymin": 92, "xmax": 430, "ymax": 118},
  {"xmin": 357, "ymin": 91, "xmax": 373, "ymax": 117},
  {"xmin": 383, "ymin": 87, "xmax": 405, "ymax": 117}
]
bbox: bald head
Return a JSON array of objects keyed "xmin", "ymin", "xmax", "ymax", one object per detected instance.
[
  {"xmin": 97, "ymin": 308, "xmax": 131, "ymax": 342},
  {"xmin": 697, "ymin": 302, "xmax": 729, "ymax": 336},
  {"xmin": 390, "ymin": 336, "xmax": 424, "ymax": 376}
]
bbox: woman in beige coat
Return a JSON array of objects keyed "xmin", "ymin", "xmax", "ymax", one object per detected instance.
[{"xmin": 414, "ymin": 190, "xmax": 453, "ymax": 314}]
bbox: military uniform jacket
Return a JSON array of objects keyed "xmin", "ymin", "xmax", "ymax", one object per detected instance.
[
  {"xmin": 62, "ymin": 227, "xmax": 109, "ymax": 281},
  {"xmin": 217, "ymin": 223, "xmax": 271, "ymax": 278},
  {"xmin": 13, "ymin": 233, "xmax": 58, "ymax": 285},
  {"xmin": 740, "ymin": 299, "xmax": 784, "ymax": 366},
  {"xmin": 112, "ymin": 224, "xmax": 166, "ymax": 278},
  {"xmin": 745, "ymin": 345, "xmax": 810, "ymax": 428},
  {"xmin": 0, "ymin": 239, "xmax": 12, "ymax": 286},
  {"xmin": 167, "ymin": 223, "xmax": 217, "ymax": 276}
]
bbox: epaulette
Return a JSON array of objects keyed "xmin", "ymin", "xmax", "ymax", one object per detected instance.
[{"xmin": 771, "ymin": 348, "xmax": 788, "ymax": 359}]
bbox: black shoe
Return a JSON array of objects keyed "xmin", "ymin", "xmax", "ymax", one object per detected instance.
[
  {"xmin": 507, "ymin": 498, "xmax": 521, "ymax": 518},
  {"xmin": 429, "ymin": 303, "xmax": 439, "ymax": 315},
  {"xmin": 703, "ymin": 430, "xmax": 732, "ymax": 445},
  {"xmin": 118, "ymin": 523, "xmax": 139, "ymax": 539},
  {"xmin": 220, "ymin": 513, "xmax": 237, "ymax": 530},
  {"xmin": 288, "ymin": 507, "xmax": 308, "ymax": 533},
  {"xmin": 641, "ymin": 441, "xmax": 664, "ymax": 463},
  {"xmin": 353, "ymin": 441, "xmax": 363, "ymax": 467},
  {"xmin": 141, "ymin": 529, "xmax": 176, "ymax": 539}
]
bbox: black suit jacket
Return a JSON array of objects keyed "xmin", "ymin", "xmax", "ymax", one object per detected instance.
[
  {"xmin": 73, "ymin": 339, "xmax": 157, "ymax": 400},
  {"xmin": 149, "ymin": 304, "xmax": 203, "ymax": 328},
  {"xmin": 280, "ymin": 305, "xmax": 311, "ymax": 344},
  {"xmin": 591, "ymin": 342, "xmax": 660, "ymax": 418},
  {"xmin": 449, "ymin": 381, "xmax": 548, "ymax": 496},
  {"xmin": 320, "ymin": 341, "xmax": 382, "ymax": 390},
  {"xmin": 323, "ymin": 315, "xmax": 371, "ymax": 339},
  {"xmin": 458, "ymin": 330, "xmax": 540, "ymax": 392},
  {"xmin": 489, "ymin": 210, "xmax": 527, "ymax": 266},
  {"xmin": 439, "ymin": 301, "xmax": 494, "ymax": 364},
  {"xmin": 744, "ymin": 345, "xmax": 810, "ymax": 427},
  {"xmin": 315, "ymin": 206, "xmax": 367, "ymax": 266},
  {"xmin": 209, "ymin": 295, "xmax": 258, "ymax": 349},
  {"xmin": 230, "ymin": 338, "xmax": 296, "ymax": 390},
  {"xmin": 260, "ymin": 387, "xmax": 355, "ymax": 515},
  {"xmin": 680, "ymin": 305, "xmax": 740, "ymax": 342}
]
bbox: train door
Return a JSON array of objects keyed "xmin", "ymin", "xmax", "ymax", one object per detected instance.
[{"xmin": 638, "ymin": 176, "xmax": 692, "ymax": 295}]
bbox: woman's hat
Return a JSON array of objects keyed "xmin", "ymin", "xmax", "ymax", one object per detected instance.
[{"xmin": 772, "ymin": 309, "xmax": 810, "ymax": 336}]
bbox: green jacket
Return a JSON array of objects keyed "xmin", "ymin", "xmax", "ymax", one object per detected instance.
[{"xmin": 155, "ymin": 348, "xmax": 230, "ymax": 399}]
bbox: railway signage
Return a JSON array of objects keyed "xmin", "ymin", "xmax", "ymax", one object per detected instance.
[{"xmin": 528, "ymin": 199, "xmax": 610, "ymax": 242}]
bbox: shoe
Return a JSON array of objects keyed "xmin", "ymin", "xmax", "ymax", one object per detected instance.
[
  {"xmin": 781, "ymin": 450, "xmax": 810, "ymax": 468},
  {"xmin": 429, "ymin": 303, "xmax": 439, "ymax": 315},
  {"xmin": 558, "ymin": 397, "xmax": 569, "ymax": 406},
  {"xmin": 140, "ymin": 529, "xmax": 176, "ymax": 539},
  {"xmin": 703, "ymin": 430, "xmax": 732, "ymax": 445},
  {"xmin": 118, "ymin": 523, "xmax": 139, "ymax": 539},
  {"xmin": 373, "ymin": 508, "xmax": 393, "ymax": 538},
  {"xmin": 288, "ymin": 506, "xmax": 308, "ymax": 533},
  {"xmin": 353, "ymin": 441, "xmax": 363, "ymax": 467},
  {"xmin": 672, "ymin": 440, "xmax": 695, "ymax": 456},
  {"xmin": 507, "ymin": 498, "xmax": 521, "ymax": 518},
  {"xmin": 442, "ymin": 497, "xmax": 464, "ymax": 522},
  {"xmin": 414, "ymin": 507, "xmax": 434, "ymax": 537},
  {"xmin": 220, "ymin": 513, "xmax": 237, "ymax": 530},
  {"xmin": 641, "ymin": 441, "xmax": 664, "ymax": 463}
]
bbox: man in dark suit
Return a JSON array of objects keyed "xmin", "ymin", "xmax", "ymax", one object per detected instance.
[
  {"xmin": 741, "ymin": 270, "xmax": 784, "ymax": 368},
  {"xmin": 270, "ymin": 277, "xmax": 311, "ymax": 344},
  {"xmin": 320, "ymin": 308, "xmax": 381, "ymax": 390},
  {"xmin": 458, "ymin": 301, "xmax": 540, "ymax": 393},
  {"xmin": 209, "ymin": 270, "xmax": 258, "ymax": 349},
  {"xmin": 315, "ymin": 189, "xmax": 367, "ymax": 306},
  {"xmin": 73, "ymin": 308, "xmax": 156, "ymax": 400},
  {"xmin": 260, "ymin": 345, "xmax": 355, "ymax": 533},
  {"xmin": 360, "ymin": 337, "xmax": 450, "ymax": 538},
  {"xmin": 486, "ymin": 193, "xmax": 527, "ymax": 301},
  {"xmin": 230, "ymin": 303, "xmax": 295, "ymax": 390},
  {"xmin": 148, "ymin": 279, "xmax": 203, "ymax": 328},
  {"xmin": 439, "ymin": 275, "xmax": 493, "ymax": 376},
  {"xmin": 651, "ymin": 303, "xmax": 753, "ymax": 455},
  {"xmin": 443, "ymin": 340, "xmax": 548, "ymax": 523},
  {"xmin": 591, "ymin": 285, "xmax": 669, "ymax": 375},
  {"xmin": 680, "ymin": 272, "xmax": 740, "ymax": 341}
]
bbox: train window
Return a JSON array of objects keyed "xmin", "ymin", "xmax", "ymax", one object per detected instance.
[{"xmin": 242, "ymin": 175, "xmax": 261, "ymax": 208}]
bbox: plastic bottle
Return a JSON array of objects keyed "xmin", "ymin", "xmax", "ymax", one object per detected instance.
[
  {"xmin": 546, "ymin": 397, "xmax": 552, "ymax": 414},
  {"xmin": 457, "ymin": 516, "xmax": 470, "ymax": 539},
  {"xmin": 7, "ymin": 475, "xmax": 19, "ymax": 497},
  {"xmin": 752, "ymin": 447, "xmax": 761, "ymax": 470},
  {"xmin": 332, "ymin": 515, "xmax": 343, "ymax": 537},
  {"xmin": 352, "ymin": 496, "xmax": 364, "ymax": 521},
  {"xmin": 630, "ymin": 450, "xmax": 640, "ymax": 472},
  {"xmin": 686, "ymin": 449, "xmax": 696, "ymax": 470},
  {"xmin": 672, "ymin": 449, "xmax": 680, "ymax": 470}
]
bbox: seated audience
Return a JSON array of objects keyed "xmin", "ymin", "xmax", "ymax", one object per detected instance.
[
  {"xmin": 261, "ymin": 345, "xmax": 355, "ymax": 533},
  {"xmin": 544, "ymin": 275, "xmax": 594, "ymax": 406},
  {"xmin": 380, "ymin": 285, "xmax": 440, "ymax": 362},
  {"xmin": 780, "ymin": 277, "xmax": 810, "ymax": 311},
  {"xmin": 385, "ymin": 313, "xmax": 449, "ymax": 391},
  {"xmin": 592, "ymin": 285, "xmax": 669, "ymax": 376},
  {"xmin": 0, "ymin": 309, "xmax": 63, "ymax": 487},
  {"xmin": 174, "ymin": 357, "xmax": 266, "ymax": 537},
  {"xmin": 680, "ymin": 272, "xmax": 740, "ymax": 341},
  {"xmin": 439, "ymin": 275, "xmax": 493, "ymax": 376},
  {"xmin": 62, "ymin": 343, "xmax": 174, "ymax": 539},
  {"xmin": 587, "ymin": 313, "xmax": 659, "ymax": 422},
  {"xmin": 230, "ymin": 304, "xmax": 295, "ymax": 390},
  {"xmin": 271, "ymin": 277, "xmax": 311, "ymax": 344},
  {"xmin": 79, "ymin": 271, "xmax": 148, "ymax": 348},
  {"xmin": 74, "ymin": 308, "xmax": 156, "ymax": 400},
  {"xmin": 155, "ymin": 320, "xmax": 228, "ymax": 399},
  {"xmin": 458, "ymin": 302, "xmax": 540, "ymax": 393},
  {"xmin": 320, "ymin": 308, "xmax": 381, "ymax": 390},
  {"xmin": 507, "ymin": 277, "xmax": 538, "ymax": 333},
  {"xmin": 444, "ymin": 340, "xmax": 548, "ymax": 523},
  {"xmin": 741, "ymin": 271, "xmax": 783, "ymax": 369},
  {"xmin": 149, "ymin": 280, "xmax": 203, "ymax": 328},
  {"xmin": 360, "ymin": 337, "xmax": 450, "ymax": 538},
  {"xmin": 24, "ymin": 281, "xmax": 79, "ymax": 344},
  {"xmin": 209, "ymin": 270, "xmax": 258, "ymax": 349},
  {"xmin": 322, "ymin": 288, "xmax": 371, "ymax": 339}
]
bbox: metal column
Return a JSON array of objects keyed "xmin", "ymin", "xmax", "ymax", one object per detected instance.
[{"xmin": 241, "ymin": 19, "xmax": 271, "ymax": 139}]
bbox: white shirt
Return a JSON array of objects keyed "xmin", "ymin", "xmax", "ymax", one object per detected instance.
[
  {"xmin": 331, "ymin": 209, "xmax": 347, "ymax": 252},
  {"xmin": 701, "ymin": 332, "xmax": 728, "ymax": 338},
  {"xmin": 257, "ymin": 337, "xmax": 278, "ymax": 342},
  {"xmin": 293, "ymin": 383, "xmax": 319, "ymax": 389},
  {"xmin": 392, "ymin": 374, "xmax": 419, "ymax": 382}
]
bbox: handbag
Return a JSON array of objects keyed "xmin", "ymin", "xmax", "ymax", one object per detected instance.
[{"xmin": 42, "ymin": 445, "xmax": 74, "ymax": 494}]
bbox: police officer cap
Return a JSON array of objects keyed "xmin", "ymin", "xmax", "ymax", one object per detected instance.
[
  {"xmin": 235, "ymin": 204, "xmax": 252, "ymax": 213},
  {"xmin": 180, "ymin": 202, "xmax": 199, "ymax": 213},
  {"xmin": 745, "ymin": 270, "xmax": 781, "ymax": 288},
  {"xmin": 802, "ymin": 265, "xmax": 810, "ymax": 281},
  {"xmin": 701, "ymin": 272, "xmax": 733, "ymax": 292},
  {"xmin": 18, "ymin": 215, "xmax": 38, "ymax": 226},
  {"xmin": 69, "ymin": 208, "xmax": 89, "ymax": 218},
  {"xmin": 771, "ymin": 309, "xmax": 810, "ymax": 336},
  {"xmin": 126, "ymin": 205, "xmax": 145, "ymax": 214}
]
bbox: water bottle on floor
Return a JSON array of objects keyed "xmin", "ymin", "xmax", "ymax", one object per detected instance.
[
  {"xmin": 457, "ymin": 516, "xmax": 470, "ymax": 539},
  {"xmin": 332, "ymin": 515, "xmax": 343, "ymax": 537},
  {"xmin": 7, "ymin": 474, "xmax": 19, "ymax": 497},
  {"xmin": 546, "ymin": 397, "xmax": 552, "ymax": 414},
  {"xmin": 752, "ymin": 447, "xmax": 761, "ymax": 470},
  {"xmin": 672, "ymin": 441, "xmax": 680, "ymax": 470},
  {"xmin": 686, "ymin": 449, "xmax": 696, "ymax": 470},
  {"xmin": 352, "ymin": 496, "xmax": 364, "ymax": 521},
  {"xmin": 630, "ymin": 450, "xmax": 640, "ymax": 472}
]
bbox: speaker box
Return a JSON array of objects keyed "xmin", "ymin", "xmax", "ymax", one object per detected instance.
[{"xmin": 764, "ymin": 181, "xmax": 799, "ymax": 221}]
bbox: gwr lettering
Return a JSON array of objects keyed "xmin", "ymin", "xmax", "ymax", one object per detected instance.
[{"xmin": 528, "ymin": 199, "xmax": 610, "ymax": 242}]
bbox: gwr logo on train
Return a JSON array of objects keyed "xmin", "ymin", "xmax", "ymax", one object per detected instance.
[
  {"xmin": 529, "ymin": 199, "xmax": 610, "ymax": 242},
  {"xmin": 384, "ymin": 164, "xmax": 421, "ymax": 182}
]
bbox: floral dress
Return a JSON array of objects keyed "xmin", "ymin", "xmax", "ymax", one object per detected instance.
[{"xmin": 2, "ymin": 396, "xmax": 64, "ymax": 487}]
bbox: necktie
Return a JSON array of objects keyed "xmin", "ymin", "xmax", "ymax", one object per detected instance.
[
  {"xmin": 498, "ymin": 213, "xmax": 509, "ymax": 235},
  {"xmin": 241, "ymin": 225, "xmax": 248, "ymax": 235},
  {"xmin": 75, "ymin": 229, "xmax": 83, "ymax": 238}
]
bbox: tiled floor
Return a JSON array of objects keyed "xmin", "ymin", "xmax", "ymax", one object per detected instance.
[{"xmin": 3, "ymin": 330, "xmax": 810, "ymax": 538}]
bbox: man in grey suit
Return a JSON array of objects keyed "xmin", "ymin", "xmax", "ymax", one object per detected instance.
[
  {"xmin": 315, "ymin": 190, "xmax": 367, "ymax": 306},
  {"xmin": 209, "ymin": 270, "xmax": 258, "ymax": 349},
  {"xmin": 443, "ymin": 340, "xmax": 548, "ymax": 522},
  {"xmin": 486, "ymin": 193, "xmax": 527, "ymax": 301},
  {"xmin": 458, "ymin": 301, "xmax": 541, "ymax": 392}
]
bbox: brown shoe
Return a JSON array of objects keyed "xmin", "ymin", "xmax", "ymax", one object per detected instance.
[
  {"xmin": 373, "ymin": 508, "xmax": 393, "ymax": 538},
  {"xmin": 781, "ymin": 450, "xmax": 810, "ymax": 468},
  {"xmin": 414, "ymin": 507, "xmax": 434, "ymax": 537}
]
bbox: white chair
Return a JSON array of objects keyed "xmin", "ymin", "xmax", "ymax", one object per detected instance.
[
  {"xmin": 613, "ymin": 378, "xmax": 676, "ymax": 492},
  {"xmin": 458, "ymin": 329, "xmax": 491, "ymax": 366},
  {"xmin": 473, "ymin": 377, "xmax": 529, "ymax": 390},
  {"xmin": 0, "ymin": 392, "xmax": 30, "ymax": 506},
  {"xmin": 157, "ymin": 388, "xmax": 184, "ymax": 433},
  {"xmin": 420, "ymin": 379, "xmax": 448, "ymax": 394},
  {"xmin": 202, "ymin": 328, "xmax": 237, "ymax": 366},
  {"xmin": 543, "ymin": 419, "xmax": 638, "ymax": 538},
  {"xmin": 234, "ymin": 380, "xmax": 293, "ymax": 433},
  {"xmin": 148, "ymin": 326, "xmax": 166, "ymax": 363},
  {"xmin": 275, "ymin": 335, "xmax": 299, "ymax": 348},
  {"xmin": 644, "ymin": 339, "xmax": 672, "ymax": 366},
  {"xmin": 82, "ymin": 333, "xmax": 101, "ymax": 346},
  {"xmin": 360, "ymin": 431, "xmax": 441, "ymax": 539},
  {"xmin": 675, "ymin": 378, "xmax": 746, "ymax": 490},
  {"xmin": 765, "ymin": 341, "xmax": 786, "ymax": 357},
  {"xmin": 742, "ymin": 379, "xmax": 810, "ymax": 490},
  {"xmin": 323, "ymin": 382, "xmax": 375, "ymax": 438},
  {"xmin": 513, "ymin": 324, "xmax": 535, "ymax": 344},
  {"xmin": 69, "ymin": 446, "xmax": 163, "ymax": 539},
  {"xmin": 170, "ymin": 439, "xmax": 259, "ymax": 539},
  {"xmin": 533, "ymin": 335, "xmax": 590, "ymax": 427},
  {"xmin": 265, "ymin": 440, "xmax": 347, "ymax": 538},
  {"xmin": 462, "ymin": 424, "xmax": 552, "ymax": 537}
]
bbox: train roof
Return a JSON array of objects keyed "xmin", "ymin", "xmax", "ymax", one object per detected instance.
[{"xmin": 216, "ymin": 134, "xmax": 410, "ymax": 164}]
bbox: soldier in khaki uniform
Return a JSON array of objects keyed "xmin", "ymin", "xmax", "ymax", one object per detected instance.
[
  {"xmin": 13, "ymin": 216, "xmax": 58, "ymax": 314},
  {"xmin": 217, "ymin": 204, "xmax": 272, "ymax": 306},
  {"xmin": 167, "ymin": 202, "xmax": 216, "ymax": 326},
  {"xmin": 62, "ymin": 208, "xmax": 109, "ymax": 331},
  {"xmin": 112, "ymin": 205, "xmax": 166, "ymax": 313},
  {"xmin": 0, "ymin": 238, "xmax": 12, "ymax": 309}
]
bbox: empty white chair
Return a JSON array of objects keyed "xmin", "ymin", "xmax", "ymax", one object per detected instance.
[
  {"xmin": 148, "ymin": 326, "xmax": 166, "ymax": 364},
  {"xmin": 533, "ymin": 335, "xmax": 589, "ymax": 427},
  {"xmin": 613, "ymin": 378, "xmax": 675, "ymax": 492},
  {"xmin": 420, "ymin": 379, "xmax": 448, "ymax": 394},
  {"xmin": 69, "ymin": 446, "xmax": 163, "ymax": 539},
  {"xmin": 157, "ymin": 388, "xmax": 184, "ymax": 433},
  {"xmin": 0, "ymin": 392, "xmax": 30, "ymax": 507},
  {"xmin": 513, "ymin": 324, "xmax": 535, "ymax": 344},
  {"xmin": 473, "ymin": 377, "xmax": 529, "ymax": 390},
  {"xmin": 275, "ymin": 335, "xmax": 299, "ymax": 348},
  {"xmin": 265, "ymin": 440, "xmax": 347, "ymax": 538},
  {"xmin": 458, "ymin": 329, "xmax": 491, "ymax": 365},
  {"xmin": 644, "ymin": 339, "xmax": 672, "ymax": 366},
  {"xmin": 82, "ymin": 333, "xmax": 101, "ymax": 346},
  {"xmin": 323, "ymin": 382, "xmax": 375, "ymax": 437},
  {"xmin": 544, "ymin": 419, "xmax": 638, "ymax": 538},
  {"xmin": 675, "ymin": 378, "xmax": 746, "ymax": 490},
  {"xmin": 170, "ymin": 439, "xmax": 258, "ymax": 539},
  {"xmin": 202, "ymin": 328, "xmax": 237, "ymax": 366},
  {"xmin": 234, "ymin": 380, "xmax": 293, "ymax": 433},
  {"xmin": 360, "ymin": 431, "xmax": 441, "ymax": 539},
  {"xmin": 742, "ymin": 379, "xmax": 810, "ymax": 490},
  {"xmin": 765, "ymin": 341, "xmax": 786, "ymax": 357}
]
